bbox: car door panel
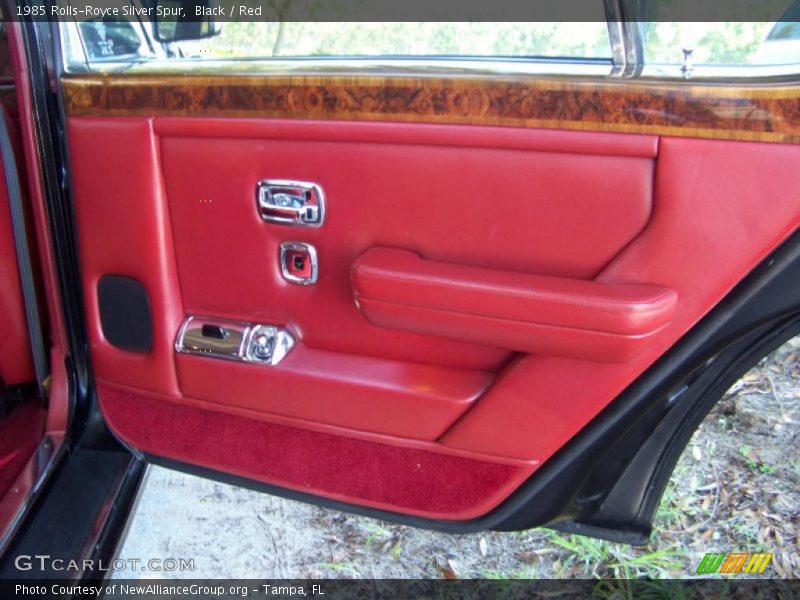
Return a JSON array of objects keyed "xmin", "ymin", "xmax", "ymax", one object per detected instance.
[
  {"xmin": 63, "ymin": 74, "xmax": 800, "ymax": 522},
  {"xmin": 156, "ymin": 119, "xmax": 655, "ymax": 368},
  {"xmin": 441, "ymin": 136, "xmax": 800, "ymax": 460}
]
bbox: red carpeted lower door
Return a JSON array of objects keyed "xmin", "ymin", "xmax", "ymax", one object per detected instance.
[
  {"xmin": 99, "ymin": 385, "xmax": 528, "ymax": 519},
  {"xmin": 0, "ymin": 400, "xmax": 45, "ymax": 498},
  {"xmin": 65, "ymin": 115, "xmax": 800, "ymax": 522}
]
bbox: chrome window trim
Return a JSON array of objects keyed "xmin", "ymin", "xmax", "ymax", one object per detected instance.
[
  {"xmin": 60, "ymin": 56, "xmax": 800, "ymax": 83},
  {"xmin": 642, "ymin": 62, "xmax": 800, "ymax": 80},
  {"xmin": 604, "ymin": 3, "xmax": 644, "ymax": 77},
  {"xmin": 61, "ymin": 55, "xmax": 617, "ymax": 77}
]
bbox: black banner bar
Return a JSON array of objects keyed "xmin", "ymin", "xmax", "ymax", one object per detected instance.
[
  {"xmin": 6, "ymin": 0, "xmax": 800, "ymax": 22},
  {"xmin": 2, "ymin": 578, "xmax": 800, "ymax": 600}
]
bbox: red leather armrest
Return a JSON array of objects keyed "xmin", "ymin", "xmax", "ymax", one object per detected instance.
[{"xmin": 352, "ymin": 248, "xmax": 678, "ymax": 362}]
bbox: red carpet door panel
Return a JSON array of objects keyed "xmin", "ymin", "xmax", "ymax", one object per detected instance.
[
  {"xmin": 99, "ymin": 384, "xmax": 529, "ymax": 520},
  {"xmin": 66, "ymin": 117, "xmax": 800, "ymax": 520}
]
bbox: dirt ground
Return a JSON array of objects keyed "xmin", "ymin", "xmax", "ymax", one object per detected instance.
[{"xmin": 114, "ymin": 339, "xmax": 800, "ymax": 579}]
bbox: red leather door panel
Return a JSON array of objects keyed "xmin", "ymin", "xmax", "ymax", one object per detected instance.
[
  {"xmin": 0, "ymin": 157, "xmax": 34, "ymax": 385},
  {"xmin": 0, "ymin": 111, "xmax": 34, "ymax": 385},
  {"xmin": 175, "ymin": 346, "xmax": 493, "ymax": 440},
  {"xmin": 68, "ymin": 119, "xmax": 184, "ymax": 396},
  {"xmin": 155, "ymin": 119, "xmax": 655, "ymax": 370},
  {"xmin": 66, "ymin": 114, "xmax": 800, "ymax": 520},
  {"xmin": 440, "ymin": 137, "xmax": 800, "ymax": 460}
]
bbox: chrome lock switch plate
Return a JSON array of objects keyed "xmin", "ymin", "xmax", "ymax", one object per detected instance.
[
  {"xmin": 257, "ymin": 180, "xmax": 325, "ymax": 227},
  {"xmin": 246, "ymin": 324, "xmax": 295, "ymax": 364},
  {"xmin": 280, "ymin": 242, "xmax": 318, "ymax": 285},
  {"xmin": 176, "ymin": 316, "xmax": 295, "ymax": 366}
]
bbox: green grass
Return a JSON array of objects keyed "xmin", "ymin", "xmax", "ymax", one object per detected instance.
[{"xmin": 546, "ymin": 533, "xmax": 682, "ymax": 578}]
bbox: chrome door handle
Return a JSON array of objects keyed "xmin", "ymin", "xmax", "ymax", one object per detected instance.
[
  {"xmin": 257, "ymin": 180, "xmax": 325, "ymax": 227},
  {"xmin": 175, "ymin": 316, "xmax": 295, "ymax": 366}
]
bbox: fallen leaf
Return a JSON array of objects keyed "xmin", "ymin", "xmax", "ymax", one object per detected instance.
[{"xmin": 436, "ymin": 560, "xmax": 458, "ymax": 580}]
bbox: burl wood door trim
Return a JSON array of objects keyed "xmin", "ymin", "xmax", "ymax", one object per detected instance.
[{"xmin": 62, "ymin": 73, "xmax": 800, "ymax": 144}]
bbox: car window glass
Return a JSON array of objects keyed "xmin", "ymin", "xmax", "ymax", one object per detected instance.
[
  {"xmin": 77, "ymin": 19, "xmax": 144, "ymax": 60},
  {"xmin": 173, "ymin": 22, "xmax": 612, "ymax": 60}
]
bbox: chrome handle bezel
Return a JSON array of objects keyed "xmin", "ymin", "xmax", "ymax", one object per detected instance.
[
  {"xmin": 175, "ymin": 316, "xmax": 295, "ymax": 366},
  {"xmin": 257, "ymin": 180, "xmax": 325, "ymax": 227},
  {"xmin": 280, "ymin": 241, "xmax": 319, "ymax": 285}
]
